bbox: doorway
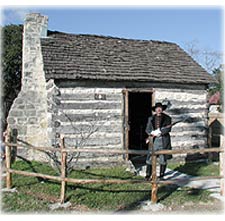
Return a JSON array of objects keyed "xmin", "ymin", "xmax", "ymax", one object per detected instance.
[{"xmin": 124, "ymin": 90, "xmax": 153, "ymax": 163}]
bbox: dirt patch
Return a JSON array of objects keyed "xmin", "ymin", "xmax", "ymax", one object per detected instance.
[
  {"xmin": 23, "ymin": 190, "xmax": 59, "ymax": 203},
  {"xmin": 69, "ymin": 204, "xmax": 92, "ymax": 212}
]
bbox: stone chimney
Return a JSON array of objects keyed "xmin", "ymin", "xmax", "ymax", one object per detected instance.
[
  {"xmin": 22, "ymin": 13, "xmax": 48, "ymax": 90},
  {"xmin": 7, "ymin": 13, "xmax": 50, "ymax": 160}
]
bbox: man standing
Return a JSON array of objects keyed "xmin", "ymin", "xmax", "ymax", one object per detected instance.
[{"xmin": 145, "ymin": 102, "xmax": 172, "ymax": 180}]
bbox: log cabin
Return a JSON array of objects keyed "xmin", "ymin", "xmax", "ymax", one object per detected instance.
[{"xmin": 7, "ymin": 13, "xmax": 216, "ymax": 167}]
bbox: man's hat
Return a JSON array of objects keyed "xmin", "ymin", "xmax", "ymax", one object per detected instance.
[{"xmin": 152, "ymin": 102, "xmax": 167, "ymax": 111}]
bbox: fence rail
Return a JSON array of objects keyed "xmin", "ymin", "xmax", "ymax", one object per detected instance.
[
  {"xmin": 2, "ymin": 128, "xmax": 224, "ymax": 204},
  {"xmin": 5, "ymin": 141, "xmax": 224, "ymax": 155}
]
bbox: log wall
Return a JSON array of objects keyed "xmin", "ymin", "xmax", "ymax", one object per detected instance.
[
  {"xmin": 49, "ymin": 82, "xmax": 125, "ymax": 167},
  {"xmin": 47, "ymin": 80, "xmax": 209, "ymax": 167},
  {"xmin": 155, "ymin": 88, "xmax": 208, "ymax": 150}
]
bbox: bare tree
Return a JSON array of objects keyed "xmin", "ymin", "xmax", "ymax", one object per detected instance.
[
  {"xmin": 184, "ymin": 40, "xmax": 223, "ymax": 74},
  {"xmin": 17, "ymin": 113, "xmax": 100, "ymax": 175},
  {"xmin": 44, "ymin": 118, "xmax": 100, "ymax": 174},
  {"xmin": 45, "ymin": 89, "xmax": 104, "ymax": 174}
]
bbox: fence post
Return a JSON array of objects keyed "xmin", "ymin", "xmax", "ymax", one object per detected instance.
[
  {"xmin": 11, "ymin": 129, "xmax": 18, "ymax": 164},
  {"xmin": 5, "ymin": 129, "xmax": 11, "ymax": 189},
  {"xmin": 60, "ymin": 135, "xmax": 67, "ymax": 204},
  {"xmin": 207, "ymin": 125, "xmax": 213, "ymax": 162},
  {"xmin": 151, "ymin": 153, "xmax": 158, "ymax": 203},
  {"xmin": 5, "ymin": 128, "xmax": 18, "ymax": 189},
  {"xmin": 220, "ymin": 134, "xmax": 224, "ymax": 196}
]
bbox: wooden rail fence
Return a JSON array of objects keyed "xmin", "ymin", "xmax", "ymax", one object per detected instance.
[{"xmin": 2, "ymin": 128, "xmax": 225, "ymax": 204}]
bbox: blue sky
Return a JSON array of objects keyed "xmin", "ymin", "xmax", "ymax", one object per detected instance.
[{"xmin": 2, "ymin": 7, "xmax": 223, "ymax": 53}]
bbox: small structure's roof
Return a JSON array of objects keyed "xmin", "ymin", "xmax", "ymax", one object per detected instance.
[
  {"xmin": 208, "ymin": 91, "xmax": 221, "ymax": 104},
  {"xmin": 41, "ymin": 31, "xmax": 216, "ymax": 84}
]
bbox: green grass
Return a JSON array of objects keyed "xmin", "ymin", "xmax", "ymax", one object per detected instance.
[
  {"xmin": 2, "ymin": 192, "xmax": 49, "ymax": 213},
  {"xmin": 1, "ymin": 159, "xmax": 219, "ymax": 213},
  {"xmin": 168, "ymin": 161, "xmax": 219, "ymax": 176},
  {"xmin": 158, "ymin": 185, "xmax": 212, "ymax": 208},
  {"xmin": 67, "ymin": 167, "xmax": 151, "ymax": 210}
]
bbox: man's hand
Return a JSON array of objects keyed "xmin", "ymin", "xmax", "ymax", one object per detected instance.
[{"xmin": 150, "ymin": 128, "xmax": 161, "ymax": 137}]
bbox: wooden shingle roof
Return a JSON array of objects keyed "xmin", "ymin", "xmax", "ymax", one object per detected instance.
[{"xmin": 41, "ymin": 31, "xmax": 216, "ymax": 84}]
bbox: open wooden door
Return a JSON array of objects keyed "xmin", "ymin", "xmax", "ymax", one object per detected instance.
[{"xmin": 123, "ymin": 89, "xmax": 154, "ymax": 162}]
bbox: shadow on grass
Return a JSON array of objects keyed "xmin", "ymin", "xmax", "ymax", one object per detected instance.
[
  {"xmin": 115, "ymin": 184, "xmax": 205, "ymax": 212},
  {"xmin": 172, "ymin": 161, "xmax": 214, "ymax": 176},
  {"xmin": 66, "ymin": 183, "xmax": 151, "ymax": 194},
  {"xmin": 115, "ymin": 194, "xmax": 151, "ymax": 212},
  {"xmin": 157, "ymin": 184, "xmax": 180, "ymax": 202},
  {"xmin": 10, "ymin": 156, "xmax": 47, "ymax": 188},
  {"xmin": 70, "ymin": 169, "xmax": 136, "ymax": 180}
]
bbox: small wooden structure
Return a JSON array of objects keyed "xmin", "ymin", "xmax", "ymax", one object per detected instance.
[
  {"xmin": 208, "ymin": 112, "xmax": 224, "ymax": 147},
  {"xmin": 208, "ymin": 111, "xmax": 224, "ymax": 196}
]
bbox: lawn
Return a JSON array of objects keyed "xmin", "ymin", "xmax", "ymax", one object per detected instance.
[
  {"xmin": 168, "ymin": 161, "xmax": 220, "ymax": 176},
  {"xmin": 1, "ymin": 159, "xmax": 221, "ymax": 213}
]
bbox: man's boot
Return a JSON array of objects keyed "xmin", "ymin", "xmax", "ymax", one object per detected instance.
[
  {"xmin": 159, "ymin": 164, "xmax": 167, "ymax": 179},
  {"xmin": 145, "ymin": 165, "xmax": 152, "ymax": 181}
]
